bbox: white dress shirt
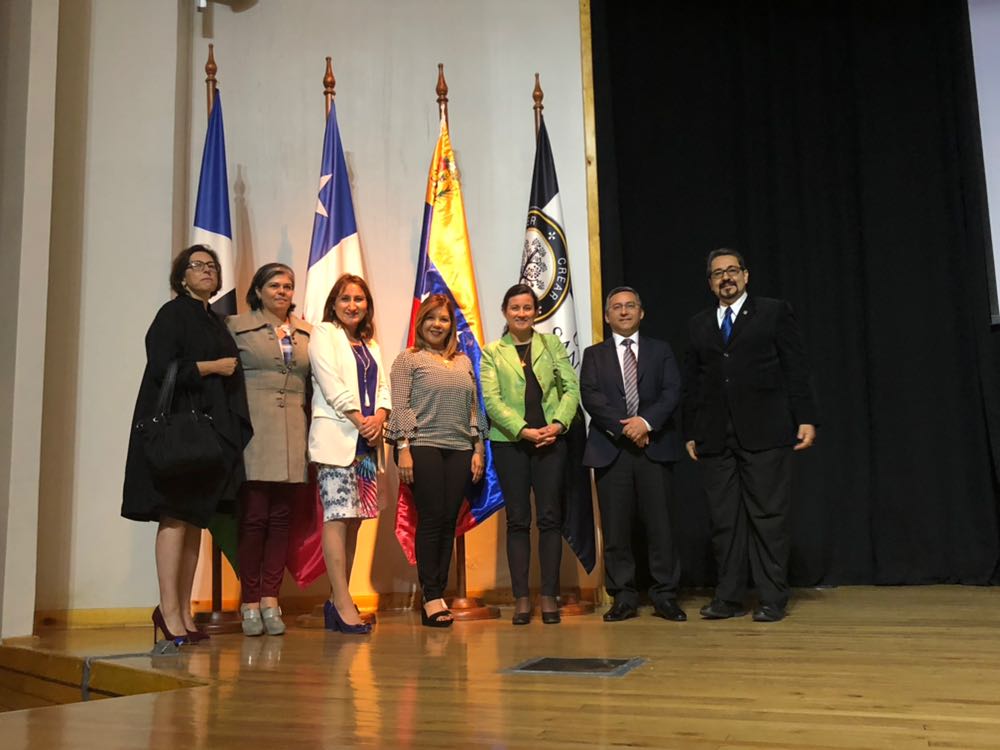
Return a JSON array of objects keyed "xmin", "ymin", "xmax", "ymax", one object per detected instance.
[
  {"xmin": 612, "ymin": 331, "xmax": 640, "ymax": 371},
  {"xmin": 717, "ymin": 291, "xmax": 748, "ymax": 327}
]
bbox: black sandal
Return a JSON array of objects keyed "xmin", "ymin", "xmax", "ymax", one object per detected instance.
[{"xmin": 421, "ymin": 607, "xmax": 454, "ymax": 628}]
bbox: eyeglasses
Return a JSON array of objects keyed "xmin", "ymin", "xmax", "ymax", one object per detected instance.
[
  {"xmin": 609, "ymin": 302, "xmax": 639, "ymax": 313},
  {"xmin": 709, "ymin": 266, "xmax": 744, "ymax": 280},
  {"xmin": 188, "ymin": 261, "xmax": 220, "ymax": 273}
]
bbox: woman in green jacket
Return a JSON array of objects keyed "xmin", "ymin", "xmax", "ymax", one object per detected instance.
[{"xmin": 480, "ymin": 283, "xmax": 580, "ymax": 625}]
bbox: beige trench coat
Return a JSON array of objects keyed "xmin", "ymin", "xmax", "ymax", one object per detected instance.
[{"xmin": 227, "ymin": 310, "xmax": 312, "ymax": 482}]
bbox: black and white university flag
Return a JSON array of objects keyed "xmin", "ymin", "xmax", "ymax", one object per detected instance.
[{"xmin": 519, "ymin": 115, "xmax": 595, "ymax": 574}]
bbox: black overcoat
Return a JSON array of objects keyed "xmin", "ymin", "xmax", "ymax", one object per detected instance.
[{"xmin": 122, "ymin": 295, "xmax": 252, "ymax": 527}]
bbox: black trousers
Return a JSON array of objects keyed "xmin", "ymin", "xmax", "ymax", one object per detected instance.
[
  {"xmin": 411, "ymin": 446, "xmax": 472, "ymax": 601},
  {"xmin": 492, "ymin": 440, "xmax": 566, "ymax": 598},
  {"xmin": 698, "ymin": 431, "xmax": 792, "ymax": 607},
  {"xmin": 595, "ymin": 445, "xmax": 681, "ymax": 608}
]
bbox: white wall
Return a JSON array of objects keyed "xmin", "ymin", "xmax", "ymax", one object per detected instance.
[
  {"xmin": 969, "ymin": 0, "xmax": 1000, "ymax": 323},
  {"xmin": 0, "ymin": 0, "xmax": 59, "ymax": 638},
  {"xmin": 30, "ymin": 0, "xmax": 594, "ymax": 616},
  {"xmin": 36, "ymin": 0, "xmax": 188, "ymax": 613}
]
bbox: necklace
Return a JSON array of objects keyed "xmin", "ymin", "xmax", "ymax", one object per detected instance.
[
  {"xmin": 426, "ymin": 348, "xmax": 453, "ymax": 367},
  {"xmin": 515, "ymin": 342, "xmax": 532, "ymax": 368},
  {"xmin": 351, "ymin": 341, "xmax": 373, "ymax": 408}
]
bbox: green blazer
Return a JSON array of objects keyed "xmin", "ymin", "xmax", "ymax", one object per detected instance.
[{"xmin": 480, "ymin": 331, "xmax": 580, "ymax": 443}]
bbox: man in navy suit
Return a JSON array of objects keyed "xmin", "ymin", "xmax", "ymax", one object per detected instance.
[
  {"xmin": 683, "ymin": 249, "xmax": 817, "ymax": 623},
  {"xmin": 580, "ymin": 286, "xmax": 686, "ymax": 622}
]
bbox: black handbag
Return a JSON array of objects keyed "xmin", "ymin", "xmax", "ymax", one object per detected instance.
[{"xmin": 135, "ymin": 361, "xmax": 223, "ymax": 480}]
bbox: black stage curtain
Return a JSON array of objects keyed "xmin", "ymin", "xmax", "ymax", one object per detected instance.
[{"xmin": 591, "ymin": 0, "xmax": 1000, "ymax": 586}]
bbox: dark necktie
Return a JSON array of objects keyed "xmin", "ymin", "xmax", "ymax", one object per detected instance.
[
  {"xmin": 622, "ymin": 339, "xmax": 639, "ymax": 417},
  {"xmin": 722, "ymin": 307, "xmax": 734, "ymax": 344}
]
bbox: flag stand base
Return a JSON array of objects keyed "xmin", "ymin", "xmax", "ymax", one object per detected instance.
[
  {"xmin": 193, "ymin": 544, "xmax": 242, "ymax": 634},
  {"xmin": 447, "ymin": 536, "xmax": 500, "ymax": 620},
  {"xmin": 193, "ymin": 609, "xmax": 242, "ymax": 635},
  {"xmin": 557, "ymin": 589, "xmax": 595, "ymax": 616},
  {"xmin": 447, "ymin": 596, "xmax": 500, "ymax": 621}
]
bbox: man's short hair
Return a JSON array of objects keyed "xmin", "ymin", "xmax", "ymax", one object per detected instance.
[
  {"xmin": 604, "ymin": 286, "xmax": 642, "ymax": 312},
  {"xmin": 706, "ymin": 248, "xmax": 747, "ymax": 277}
]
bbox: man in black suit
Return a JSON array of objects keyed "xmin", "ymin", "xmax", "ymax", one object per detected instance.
[
  {"xmin": 683, "ymin": 249, "xmax": 817, "ymax": 623},
  {"xmin": 581, "ymin": 286, "xmax": 686, "ymax": 623}
]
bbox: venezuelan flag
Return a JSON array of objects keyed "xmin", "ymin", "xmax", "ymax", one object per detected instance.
[{"xmin": 394, "ymin": 115, "xmax": 505, "ymax": 564}]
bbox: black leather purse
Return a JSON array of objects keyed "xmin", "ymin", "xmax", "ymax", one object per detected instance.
[{"xmin": 135, "ymin": 361, "xmax": 223, "ymax": 480}]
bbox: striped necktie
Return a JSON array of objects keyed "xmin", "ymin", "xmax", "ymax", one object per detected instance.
[
  {"xmin": 622, "ymin": 339, "xmax": 639, "ymax": 417},
  {"xmin": 721, "ymin": 306, "xmax": 734, "ymax": 344}
]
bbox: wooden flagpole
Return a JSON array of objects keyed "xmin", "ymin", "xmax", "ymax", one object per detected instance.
[
  {"xmin": 533, "ymin": 73, "xmax": 544, "ymax": 139},
  {"xmin": 324, "ymin": 56, "xmax": 335, "ymax": 117},
  {"xmin": 434, "ymin": 63, "xmax": 498, "ymax": 621},
  {"xmin": 195, "ymin": 44, "xmax": 242, "ymax": 635}
]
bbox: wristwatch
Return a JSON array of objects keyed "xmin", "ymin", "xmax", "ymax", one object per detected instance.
[{"xmin": 397, "ymin": 440, "xmax": 410, "ymax": 450}]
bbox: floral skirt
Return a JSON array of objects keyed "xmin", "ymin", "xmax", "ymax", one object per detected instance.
[{"xmin": 316, "ymin": 454, "xmax": 378, "ymax": 522}]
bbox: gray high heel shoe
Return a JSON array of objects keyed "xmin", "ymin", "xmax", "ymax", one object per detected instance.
[
  {"xmin": 240, "ymin": 604, "xmax": 265, "ymax": 637},
  {"xmin": 260, "ymin": 606, "xmax": 286, "ymax": 636}
]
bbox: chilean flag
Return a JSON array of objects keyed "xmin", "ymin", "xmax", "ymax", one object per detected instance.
[
  {"xmin": 394, "ymin": 115, "xmax": 505, "ymax": 564},
  {"xmin": 302, "ymin": 100, "xmax": 365, "ymax": 323},
  {"xmin": 286, "ymin": 98, "xmax": 368, "ymax": 587}
]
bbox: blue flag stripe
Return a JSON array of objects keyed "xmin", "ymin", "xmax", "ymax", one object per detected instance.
[
  {"xmin": 193, "ymin": 90, "xmax": 232, "ymax": 239},
  {"xmin": 309, "ymin": 101, "xmax": 358, "ymax": 268}
]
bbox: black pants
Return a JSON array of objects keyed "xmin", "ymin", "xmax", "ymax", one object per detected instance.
[
  {"xmin": 595, "ymin": 446, "xmax": 680, "ymax": 608},
  {"xmin": 699, "ymin": 432, "xmax": 792, "ymax": 607},
  {"xmin": 492, "ymin": 440, "xmax": 566, "ymax": 598},
  {"xmin": 411, "ymin": 446, "xmax": 472, "ymax": 601}
]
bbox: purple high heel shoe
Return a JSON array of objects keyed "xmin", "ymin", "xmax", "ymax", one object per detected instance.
[
  {"xmin": 152, "ymin": 606, "xmax": 188, "ymax": 647},
  {"xmin": 324, "ymin": 600, "xmax": 372, "ymax": 635}
]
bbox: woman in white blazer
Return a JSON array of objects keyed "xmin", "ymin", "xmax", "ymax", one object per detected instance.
[{"xmin": 308, "ymin": 274, "xmax": 390, "ymax": 635}]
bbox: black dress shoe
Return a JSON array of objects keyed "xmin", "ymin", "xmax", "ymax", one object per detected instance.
[
  {"xmin": 602, "ymin": 602, "xmax": 638, "ymax": 622},
  {"xmin": 652, "ymin": 599, "xmax": 687, "ymax": 622},
  {"xmin": 541, "ymin": 609, "xmax": 561, "ymax": 625},
  {"xmin": 699, "ymin": 599, "xmax": 748, "ymax": 620},
  {"xmin": 752, "ymin": 603, "xmax": 786, "ymax": 622}
]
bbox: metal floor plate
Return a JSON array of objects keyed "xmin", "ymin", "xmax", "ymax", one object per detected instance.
[{"xmin": 503, "ymin": 656, "xmax": 646, "ymax": 677}]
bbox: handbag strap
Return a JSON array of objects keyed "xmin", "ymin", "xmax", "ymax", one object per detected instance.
[
  {"xmin": 538, "ymin": 334, "xmax": 565, "ymax": 399},
  {"xmin": 155, "ymin": 361, "xmax": 180, "ymax": 415}
]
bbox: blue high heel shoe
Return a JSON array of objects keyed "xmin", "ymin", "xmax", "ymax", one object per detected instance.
[{"xmin": 323, "ymin": 600, "xmax": 372, "ymax": 635}]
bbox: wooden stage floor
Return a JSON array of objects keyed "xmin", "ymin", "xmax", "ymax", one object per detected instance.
[{"xmin": 1, "ymin": 586, "xmax": 999, "ymax": 749}]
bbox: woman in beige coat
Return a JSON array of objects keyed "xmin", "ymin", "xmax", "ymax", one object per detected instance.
[{"xmin": 227, "ymin": 263, "xmax": 311, "ymax": 636}]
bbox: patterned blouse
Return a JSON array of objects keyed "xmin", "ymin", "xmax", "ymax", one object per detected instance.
[{"xmin": 386, "ymin": 348, "xmax": 487, "ymax": 451}]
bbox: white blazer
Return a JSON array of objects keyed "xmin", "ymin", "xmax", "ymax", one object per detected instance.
[{"xmin": 308, "ymin": 322, "xmax": 391, "ymax": 467}]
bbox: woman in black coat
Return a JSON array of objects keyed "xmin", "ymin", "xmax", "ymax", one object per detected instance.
[{"xmin": 122, "ymin": 245, "xmax": 252, "ymax": 645}]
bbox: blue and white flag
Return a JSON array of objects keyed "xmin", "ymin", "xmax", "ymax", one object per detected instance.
[
  {"xmin": 303, "ymin": 101, "xmax": 365, "ymax": 323},
  {"xmin": 192, "ymin": 89, "xmax": 235, "ymax": 316}
]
